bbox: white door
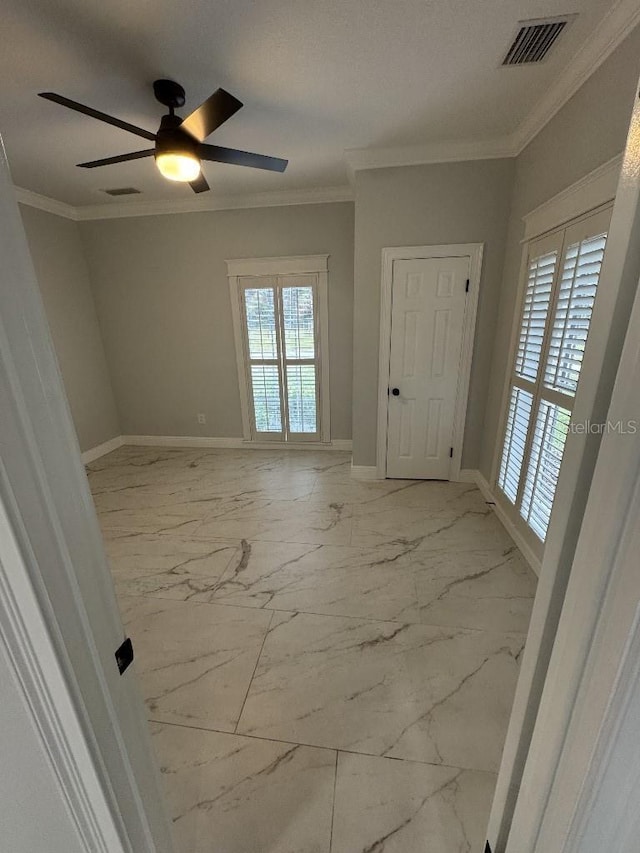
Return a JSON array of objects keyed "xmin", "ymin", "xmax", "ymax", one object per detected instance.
[{"xmin": 386, "ymin": 256, "xmax": 469, "ymax": 479}]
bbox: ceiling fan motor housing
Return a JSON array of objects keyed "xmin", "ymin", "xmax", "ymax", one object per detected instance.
[{"xmin": 154, "ymin": 113, "xmax": 198, "ymax": 159}]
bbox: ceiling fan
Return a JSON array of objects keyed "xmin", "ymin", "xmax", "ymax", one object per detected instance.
[{"xmin": 38, "ymin": 79, "xmax": 288, "ymax": 193}]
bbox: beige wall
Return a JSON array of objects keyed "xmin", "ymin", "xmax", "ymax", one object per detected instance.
[
  {"xmin": 479, "ymin": 23, "xmax": 640, "ymax": 479},
  {"xmin": 19, "ymin": 205, "xmax": 120, "ymax": 452},
  {"xmin": 79, "ymin": 202, "xmax": 354, "ymax": 439},
  {"xmin": 352, "ymin": 158, "xmax": 515, "ymax": 467}
]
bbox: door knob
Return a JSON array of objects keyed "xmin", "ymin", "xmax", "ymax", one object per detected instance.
[{"xmin": 391, "ymin": 387, "xmax": 400, "ymax": 396}]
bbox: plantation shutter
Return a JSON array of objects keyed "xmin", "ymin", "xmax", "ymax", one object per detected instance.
[
  {"xmin": 280, "ymin": 276, "xmax": 320, "ymax": 440},
  {"xmin": 515, "ymin": 251, "xmax": 556, "ymax": 382},
  {"xmin": 240, "ymin": 274, "xmax": 321, "ymax": 441},
  {"xmin": 497, "ymin": 207, "xmax": 611, "ymax": 546},
  {"xmin": 497, "ymin": 232, "xmax": 561, "ymax": 513}
]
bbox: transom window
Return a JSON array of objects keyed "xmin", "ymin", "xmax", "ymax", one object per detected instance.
[
  {"xmin": 497, "ymin": 206, "xmax": 611, "ymax": 544},
  {"xmin": 227, "ymin": 256, "xmax": 330, "ymax": 444}
]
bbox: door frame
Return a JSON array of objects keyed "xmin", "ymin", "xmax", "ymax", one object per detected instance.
[
  {"xmin": 0, "ymin": 142, "xmax": 173, "ymax": 852},
  {"xmin": 376, "ymin": 243, "xmax": 483, "ymax": 480}
]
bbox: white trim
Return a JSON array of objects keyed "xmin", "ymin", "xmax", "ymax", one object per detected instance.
[
  {"xmin": 228, "ymin": 278, "xmax": 253, "ymax": 442},
  {"xmin": 376, "ymin": 243, "xmax": 484, "ymax": 482},
  {"xmin": 511, "ymin": 0, "xmax": 640, "ymax": 155},
  {"xmin": 345, "ymin": 0, "xmax": 640, "ymax": 176},
  {"xmin": 475, "ymin": 471, "xmax": 542, "ymax": 576},
  {"xmin": 121, "ymin": 435, "xmax": 351, "ymax": 451},
  {"xmin": 0, "ymin": 144, "xmax": 172, "ymax": 853},
  {"xmin": 225, "ymin": 254, "xmax": 329, "ymax": 278},
  {"xmin": 13, "ymin": 185, "xmax": 353, "ymax": 222},
  {"xmin": 0, "ymin": 493, "xmax": 129, "ymax": 853},
  {"xmin": 317, "ymin": 266, "xmax": 331, "ymax": 444},
  {"xmin": 344, "ymin": 138, "xmax": 514, "ymax": 174},
  {"xmin": 15, "ymin": 186, "xmax": 78, "ymax": 220},
  {"xmin": 350, "ymin": 465, "xmax": 380, "ymax": 481},
  {"xmin": 226, "ymin": 256, "xmax": 331, "ymax": 444},
  {"xmin": 456, "ymin": 468, "xmax": 478, "ymax": 483},
  {"xmin": 81, "ymin": 436, "xmax": 124, "ymax": 464},
  {"xmin": 490, "ymin": 247, "xmax": 532, "ymax": 487},
  {"xmin": 565, "ymin": 605, "xmax": 640, "ymax": 852},
  {"xmin": 522, "ymin": 154, "xmax": 623, "ymax": 241}
]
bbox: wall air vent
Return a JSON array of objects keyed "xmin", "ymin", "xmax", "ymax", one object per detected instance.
[
  {"xmin": 102, "ymin": 187, "xmax": 141, "ymax": 196},
  {"xmin": 502, "ymin": 16, "xmax": 575, "ymax": 65}
]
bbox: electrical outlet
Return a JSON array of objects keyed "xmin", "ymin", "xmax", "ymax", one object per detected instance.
[{"xmin": 197, "ymin": 413, "xmax": 206, "ymax": 425}]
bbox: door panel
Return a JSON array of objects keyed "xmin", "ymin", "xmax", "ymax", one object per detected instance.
[{"xmin": 386, "ymin": 256, "xmax": 469, "ymax": 479}]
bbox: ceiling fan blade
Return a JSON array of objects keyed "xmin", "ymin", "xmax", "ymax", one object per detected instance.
[
  {"xmin": 189, "ymin": 172, "xmax": 210, "ymax": 193},
  {"xmin": 180, "ymin": 88, "xmax": 243, "ymax": 142},
  {"xmin": 199, "ymin": 144, "xmax": 288, "ymax": 172},
  {"xmin": 39, "ymin": 92, "xmax": 156, "ymax": 142},
  {"xmin": 77, "ymin": 149, "xmax": 155, "ymax": 169}
]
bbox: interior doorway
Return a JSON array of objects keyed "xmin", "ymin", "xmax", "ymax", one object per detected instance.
[{"xmin": 376, "ymin": 244, "xmax": 483, "ymax": 480}]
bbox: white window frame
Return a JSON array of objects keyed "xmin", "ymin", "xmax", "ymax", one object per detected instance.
[
  {"xmin": 493, "ymin": 203, "xmax": 613, "ymax": 560},
  {"xmin": 226, "ymin": 255, "xmax": 331, "ymax": 446}
]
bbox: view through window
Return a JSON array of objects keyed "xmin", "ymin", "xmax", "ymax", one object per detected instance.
[{"xmin": 241, "ymin": 276, "xmax": 320, "ymax": 440}]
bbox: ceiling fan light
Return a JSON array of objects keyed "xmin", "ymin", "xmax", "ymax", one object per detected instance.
[{"xmin": 155, "ymin": 152, "xmax": 201, "ymax": 182}]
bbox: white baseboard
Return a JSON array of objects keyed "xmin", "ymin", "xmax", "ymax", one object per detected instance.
[
  {"xmin": 350, "ymin": 465, "xmax": 381, "ymax": 481},
  {"xmin": 351, "ymin": 466, "xmax": 483, "ymax": 484},
  {"xmin": 121, "ymin": 435, "xmax": 352, "ymax": 452},
  {"xmin": 474, "ymin": 470, "xmax": 541, "ymax": 576},
  {"xmin": 81, "ymin": 435, "xmax": 123, "ymax": 464}
]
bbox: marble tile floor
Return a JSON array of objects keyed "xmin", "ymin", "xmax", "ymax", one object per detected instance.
[{"xmin": 88, "ymin": 446, "xmax": 537, "ymax": 853}]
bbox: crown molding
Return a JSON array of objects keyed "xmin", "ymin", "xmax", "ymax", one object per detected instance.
[
  {"xmin": 74, "ymin": 185, "xmax": 353, "ymax": 220},
  {"xmin": 344, "ymin": 137, "xmax": 516, "ymax": 174},
  {"xmin": 345, "ymin": 0, "xmax": 640, "ymax": 173},
  {"xmin": 14, "ymin": 184, "xmax": 353, "ymax": 222},
  {"xmin": 511, "ymin": 0, "xmax": 640, "ymax": 155},
  {"xmin": 14, "ymin": 186, "xmax": 78, "ymax": 220}
]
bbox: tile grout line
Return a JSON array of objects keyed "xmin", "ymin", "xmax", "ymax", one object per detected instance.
[
  {"xmin": 117, "ymin": 591, "xmax": 531, "ymax": 639},
  {"xmin": 146, "ymin": 718, "xmax": 498, "ymax": 776},
  {"xmin": 233, "ymin": 608, "xmax": 275, "ymax": 735},
  {"xmin": 329, "ymin": 750, "xmax": 339, "ymax": 853}
]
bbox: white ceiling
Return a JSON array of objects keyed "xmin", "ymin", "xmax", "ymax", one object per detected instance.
[{"xmin": 0, "ymin": 0, "xmax": 625, "ymax": 207}]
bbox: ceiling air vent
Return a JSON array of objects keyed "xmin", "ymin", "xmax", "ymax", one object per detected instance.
[
  {"xmin": 502, "ymin": 16, "xmax": 575, "ymax": 65},
  {"xmin": 102, "ymin": 187, "xmax": 141, "ymax": 196}
]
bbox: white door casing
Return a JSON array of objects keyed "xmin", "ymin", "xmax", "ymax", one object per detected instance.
[
  {"xmin": 377, "ymin": 244, "xmax": 483, "ymax": 481},
  {"xmin": 0, "ymin": 141, "xmax": 173, "ymax": 852},
  {"xmin": 386, "ymin": 256, "xmax": 469, "ymax": 479}
]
